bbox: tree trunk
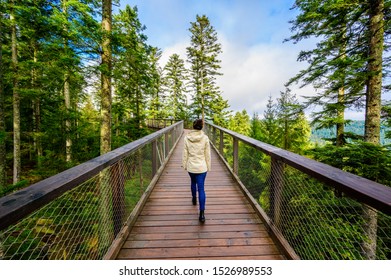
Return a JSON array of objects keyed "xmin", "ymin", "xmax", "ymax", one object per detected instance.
[
  {"xmin": 98, "ymin": 0, "xmax": 113, "ymax": 258},
  {"xmin": 362, "ymin": 0, "xmax": 384, "ymax": 260},
  {"xmin": 33, "ymin": 97, "xmax": 42, "ymax": 168},
  {"xmin": 136, "ymin": 84, "xmax": 141, "ymax": 130},
  {"xmin": 11, "ymin": 1, "xmax": 21, "ymax": 185},
  {"xmin": 365, "ymin": 0, "xmax": 383, "ymax": 144},
  {"xmin": 62, "ymin": 0, "xmax": 72, "ymax": 163},
  {"xmin": 200, "ymin": 69, "xmax": 204, "ymax": 122},
  {"xmin": 100, "ymin": 0, "xmax": 112, "ymax": 155},
  {"xmin": 31, "ymin": 44, "xmax": 42, "ymax": 168},
  {"xmin": 64, "ymin": 72, "xmax": 72, "ymax": 162},
  {"xmin": 362, "ymin": 205, "xmax": 378, "ymax": 259},
  {"xmin": 0, "ymin": 11, "xmax": 6, "ymax": 190}
]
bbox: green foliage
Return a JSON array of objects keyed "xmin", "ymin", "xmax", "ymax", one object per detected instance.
[
  {"xmin": 312, "ymin": 141, "xmax": 391, "ymax": 186},
  {"xmin": 311, "ymin": 120, "xmax": 391, "ymax": 145},
  {"xmin": 286, "ymin": 0, "xmax": 390, "ymax": 146},
  {"xmin": 228, "ymin": 110, "xmax": 251, "ymax": 135},
  {"xmin": 273, "ymin": 172, "xmax": 366, "ymax": 260},
  {"xmin": 251, "ymin": 90, "xmax": 311, "ymax": 155},
  {"xmin": 0, "ymin": 1, "xmax": 164, "ymax": 190},
  {"xmin": 112, "ymin": 5, "xmax": 149, "ymax": 132},
  {"xmin": 0, "ymin": 179, "xmax": 29, "ymax": 197},
  {"xmin": 238, "ymin": 144, "xmax": 270, "ymax": 200},
  {"xmin": 276, "ymin": 88, "xmax": 311, "ymax": 154},
  {"xmin": 259, "ymin": 96, "xmax": 280, "ymax": 146},
  {"xmin": 383, "ymin": 102, "xmax": 391, "ymax": 141}
]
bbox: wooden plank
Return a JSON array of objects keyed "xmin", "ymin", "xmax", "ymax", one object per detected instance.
[
  {"xmin": 123, "ymin": 237, "xmax": 275, "ymax": 249},
  {"xmin": 131, "ymin": 224, "xmax": 265, "ymax": 234},
  {"xmin": 134, "ymin": 218, "xmax": 261, "ymax": 227},
  {"xmin": 137, "ymin": 213, "xmax": 258, "ymax": 221},
  {"xmin": 144, "ymin": 204, "xmax": 251, "ymax": 212},
  {"xmin": 149, "ymin": 192, "xmax": 240, "ymax": 198},
  {"xmin": 140, "ymin": 208, "xmax": 255, "ymax": 215},
  {"xmin": 127, "ymin": 230, "xmax": 271, "ymax": 241},
  {"xmin": 145, "ymin": 197, "xmax": 247, "ymax": 205},
  {"xmin": 117, "ymin": 245, "xmax": 281, "ymax": 259},
  {"xmin": 167, "ymin": 255, "xmax": 285, "ymax": 260}
]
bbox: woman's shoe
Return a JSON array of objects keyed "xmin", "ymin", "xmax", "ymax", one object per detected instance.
[
  {"xmin": 192, "ymin": 197, "xmax": 197, "ymax": 205},
  {"xmin": 199, "ymin": 210, "xmax": 205, "ymax": 223}
]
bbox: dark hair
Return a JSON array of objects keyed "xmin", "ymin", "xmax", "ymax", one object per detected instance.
[{"xmin": 193, "ymin": 119, "xmax": 203, "ymax": 130}]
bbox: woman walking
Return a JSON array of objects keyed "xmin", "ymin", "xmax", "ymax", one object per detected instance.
[{"xmin": 182, "ymin": 119, "xmax": 211, "ymax": 223}]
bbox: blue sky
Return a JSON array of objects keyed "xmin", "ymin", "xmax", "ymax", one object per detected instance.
[
  {"xmin": 117, "ymin": 0, "xmax": 364, "ymax": 120},
  {"xmin": 119, "ymin": 0, "xmax": 297, "ymax": 48}
]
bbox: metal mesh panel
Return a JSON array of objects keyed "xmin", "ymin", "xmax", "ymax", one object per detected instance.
[
  {"xmin": 223, "ymin": 134, "xmax": 233, "ymax": 166},
  {"xmin": 1, "ymin": 151, "xmax": 138, "ymax": 259},
  {"xmin": 208, "ymin": 127, "xmax": 224, "ymax": 158},
  {"xmin": 0, "ymin": 123, "xmax": 183, "ymax": 260},
  {"xmin": 205, "ymin": 124, "xmax": 391, "ymax": 260}
]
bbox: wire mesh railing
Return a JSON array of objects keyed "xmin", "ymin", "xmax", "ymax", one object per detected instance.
[
  {"xmin": 0, "ymin": 121, "xmax": 184, "ymax": 260},
  {"xmin": 205, "ymin": 122, "xmax": 391, "ymax": 260}
]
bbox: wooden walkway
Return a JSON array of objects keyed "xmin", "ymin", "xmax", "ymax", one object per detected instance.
[{"xmin": 116, "ymin": 131, "xmax": 286, "ymax": 260}]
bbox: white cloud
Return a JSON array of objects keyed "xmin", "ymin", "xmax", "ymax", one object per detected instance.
[
  {"xmin": 159, "ymin": 37, "xmax": 369, "ymax": 122},
  {"xmin": 159, "ymin": 41, "xmax": 189, "ymax": 68},
  {"xmin": 125, "ymin": 0, "xmax": 373, "ymax": 121},
  {"xmin": 159, "ymin": 35, "xmax": 318, "ymax": 118},
  {"xmin": 218, "ymin": 35, "xmax": 315, "ymax": 116}
]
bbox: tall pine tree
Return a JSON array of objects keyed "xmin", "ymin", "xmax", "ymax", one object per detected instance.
[
  {"xmin": 112, "ymin": 5, "xmax": 151, "ymax": 140},
  {"xmin": 186, "ymin": 14, "xmax": 229, "ymax": 124},
  {"xmin": 147, "ymin": 47, "xmax": 165, "ymax": 120},
  {"xmin": 0, "ymin": 7, "xmax": 5, "ymax": 190},
  {"xmin": 286, "ymin": 0, "xmax": 366, "ymax": 146},
  {"xmin": 163, "ymin": 53, "xmax": 189, "ymax": 120},
  {"xmin": 260, "ymin": 95, "xmax": 280, "ymax": 147},
  {"xmin": 276, "ymin": 88, "xmax": 311, "ymax": 154}
]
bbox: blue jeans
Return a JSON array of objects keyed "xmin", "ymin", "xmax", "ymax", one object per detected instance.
[{"xmin": 188, "ymin": 172, "xmax": 207, "ymax": 211}]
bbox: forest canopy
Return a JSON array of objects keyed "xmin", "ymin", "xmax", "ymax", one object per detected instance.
[{"xmin": 0, "ymin": 0, "xmax": 390, "ymax": 193}]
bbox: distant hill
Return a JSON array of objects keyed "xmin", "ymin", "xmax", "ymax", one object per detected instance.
[{"xmin": 310, "ymin": 120, "xmax": 391, "ymax": 145}]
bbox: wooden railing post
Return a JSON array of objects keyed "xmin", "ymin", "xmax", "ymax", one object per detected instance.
[
  {"xmin": 219, "ymin": 130, "xmax": 224, "ymax": 155},
  {"xmin": 233, "ymin": 137, "xmax": 239, "ymax": 175},
  {"xmin": 270, "ymin": 157, "xmax": 284, "ymax": 228},
  {"xmin": 165, "ymin": 132, "xmax": 169, "ymax": 159},
  {"xmin": 152, "ymin": 140, "xmax": 158, "ymax": 177},
  {"xmin": 212, "ymin": 126, "xmax": 216, "ymax": 146},
  {"xmin": 111, "ymin": 160, "xmax": 125, "ymax": 236},
  {"xmin": 138, "ymin": 149, "xmax": 143, "ymax": 195}
]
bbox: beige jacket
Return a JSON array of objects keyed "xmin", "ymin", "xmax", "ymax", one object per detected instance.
[{"xmin": 182, "ymin": 130, "xmax": 211, "ymax": 173}]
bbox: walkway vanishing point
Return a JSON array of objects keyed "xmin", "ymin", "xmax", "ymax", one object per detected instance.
[
  {"xmin": 117, "ymin": 132, "xmax": 284, "ymax": 259},
  {"xmin": 115, "ymin": 130, "xmax": 286, "ymax": 260}
]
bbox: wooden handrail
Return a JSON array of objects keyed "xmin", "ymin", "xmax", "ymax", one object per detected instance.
[
  {"xmin": 205, "ymin": 122, "xmax": 391, "ymax": 216},
  {"xmin": 0, "ymin": 121, "xmax": 184, "ymax": 230}
]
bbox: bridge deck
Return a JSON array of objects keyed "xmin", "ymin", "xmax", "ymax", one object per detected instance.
[{"xmin": 116, "ymin": 131, "xmax": 286, "ymax": 260}]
